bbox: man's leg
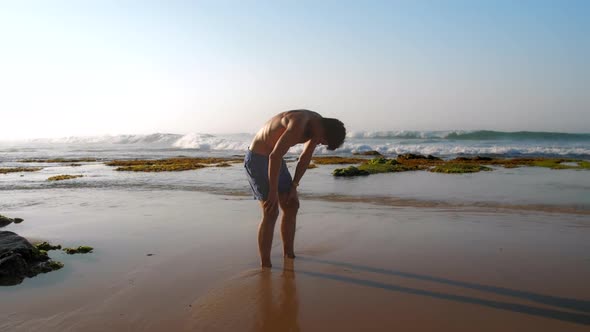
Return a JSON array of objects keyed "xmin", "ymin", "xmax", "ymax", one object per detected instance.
[
  {"xmin": 279, "ymin": 192, "xmax": 299, "ymax": 258},
  {"xmin": 258, "ymin": 201, "xmax": 279, "ymax": 268}
]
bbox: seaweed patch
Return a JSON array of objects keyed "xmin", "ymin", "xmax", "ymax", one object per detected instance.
[
  {"xmin": 47, "ymin": 175, "xmax": 84, "ymax": 181},
  {"xmin": 0, "ymin": 167, "xmax": 43, "ymax": 174},
  {"xmin": 332, "ymin": 155, "xmax": 589, "ymax": 177},
  {"xmin": 105, "ymin": 157, "xmax": 242, "ymax": 172}
]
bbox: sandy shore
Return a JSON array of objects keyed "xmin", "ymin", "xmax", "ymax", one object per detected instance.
[{"xmin": 1, "ymin": 189, "xmax": 589, "ymax": 331}]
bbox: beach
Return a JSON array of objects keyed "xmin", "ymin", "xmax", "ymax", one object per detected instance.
[
  {"xmin": 1, "ymin": 134, "xmax": 590, "ymax": 331},
  {"xmin": 1, "ymin": 186, "xmax": 589, "ymax": 331},
  {"xmin": 2, "ymin": 0, "xmax": 589, "ymax": 329}
]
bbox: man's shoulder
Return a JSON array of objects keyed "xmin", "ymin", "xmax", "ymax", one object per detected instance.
[
  {"xmin": 283, "ymin": 109, "xmax": 322, "ymax": 124},
  {"xmin": 288, "ymin": 109, "xmax": 321, "ymax": 117}
]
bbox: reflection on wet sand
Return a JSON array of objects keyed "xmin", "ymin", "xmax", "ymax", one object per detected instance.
[
  {"xmin": 253, "ymin": 259, "xmax": 300, "ymax": 332},
  {"xmin": 187, "ymin": 259, "xmax": 300, "ymax": 331}
]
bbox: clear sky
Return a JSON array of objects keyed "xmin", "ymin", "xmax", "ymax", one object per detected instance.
[{"xmin": 1, "ymin": 0, "xmax": 588, "ymax": 139}]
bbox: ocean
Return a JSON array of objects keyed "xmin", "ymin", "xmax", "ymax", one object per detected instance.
[
  {"xmin": 2, "ymin": 130, "xmax": 590, "ymax": 160},
  {"xmin": 1, "ymin": 130, "xmax": 589, "ymax": 212}
]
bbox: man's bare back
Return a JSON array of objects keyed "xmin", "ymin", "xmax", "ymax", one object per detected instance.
[{"xmin": 249, "ymin": 110, "xmax": 325, "ymax": 156}]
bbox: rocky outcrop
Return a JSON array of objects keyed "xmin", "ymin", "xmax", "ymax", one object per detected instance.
[
  {"xmin": 47, "ymin": 175, "xmax": 84, "ymax": 181},
  {"xmin": 63, "ymin": 246, "xmax": 93, "ymax": 254},
  {"xmin": 353, "ymin": 150, "xmax": 382, "ymax": 156},
  {"xmin": 0, "ymin": 231, "xmax": 63, "ymax": 286},
  {"xmin": 333, "ymin": 166, "xmax": 370, "ymax": 177},
  {"xmin": 0, "ymin": 215, "xmax": 23, "ymax": 228},
  {"xmin": 397, "ymin": 153, "xmax": 442, "ymax": 161}
]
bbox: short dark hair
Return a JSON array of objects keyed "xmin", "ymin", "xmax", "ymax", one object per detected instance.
[{"xmin": 321, "ymin": 118, "xmax": 346, "ymax": 150}]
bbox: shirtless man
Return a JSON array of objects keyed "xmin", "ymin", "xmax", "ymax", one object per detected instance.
[{"xmin": 245, "ymin": 110, "xmax": 346, "ymax": 268}]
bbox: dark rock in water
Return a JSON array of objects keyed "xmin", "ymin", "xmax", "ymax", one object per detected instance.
[
  {"xmin": 333, "ymin": 166, "xmax": 370, "ymax": 177},
  {"xmin": 397, "ymin": 153, "xmax": 426, "ymax": 160},
  {"xmin": 455, "ymin": 156, "xmax": 493, "ymax": 162},
  {"xmin": 367, "ymin": 157, "xmax": 399, "ymax": 166},
  {"xmin": 397, "ymin": 153, "xmax": 442, "ymax": 161},
  {"xmin": 0, "ymin": 231, "xmax": 63, "ymax": 286},
  {"xmin": 353, "ymin": 150, "xmax": 382, "ymax": 156},
  {"xmin": 430, "ymin": 163, "xmax": 492, "ymax": 174},
  {"xmin": 0, "ymin": 215, "xmax": 23, "ymax": 228}
]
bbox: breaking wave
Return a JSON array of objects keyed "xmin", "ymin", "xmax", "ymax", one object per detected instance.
[
  {"xmin": 323, "ymin": 143, "xmax": 590, "ymax": 158},
  {"xmin": 348, "ymin": 130, "xmax": 590, "ymax": 141},
  {"xmin": 3, "ymin": 131, "xmax": 589, "ymax": 158},
  {"xmin": 171, "ymin": 133, "xmax": 250, "ymax": 151},
  {"xmin": 26, "ymin": 133, "xmax": 183, "ymax": 145}
]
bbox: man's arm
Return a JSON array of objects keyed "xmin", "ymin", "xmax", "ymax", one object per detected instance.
[
  {"xmin": 292, "ymin": 140, "xmax": 317, "ymax": 187},
  {"xmin": 266, "ymin": 119, "xmax": 305, "ymax": 207}
]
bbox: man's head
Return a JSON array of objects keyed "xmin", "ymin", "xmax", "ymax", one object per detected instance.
[{"xmin": 321, "ymin": 118, "xmax": 346, "ymax": 150}]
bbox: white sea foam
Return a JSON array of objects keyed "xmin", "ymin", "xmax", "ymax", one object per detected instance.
[
  {"xmin": 3, "ymin": 131, "xmax": 588, "ymax": 158},
  {"xmin": 25, "ymin": 133, "xmax": 182, "ymax": 145},
  {"xmin": 327, "ymin": 142, "xmax": 590, "ymax": 157},
  {"xmin": 171, "ymin": 133, "xmax": 250, "ymax": 151},
  {"xmin": 347, "ymin": 130, "xmax": 457, "ymax": 139}
]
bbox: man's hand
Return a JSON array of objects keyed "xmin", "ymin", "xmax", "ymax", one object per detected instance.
[{"xmin": 264, "ymin": 189, "xmax": 279, "ymax": 210}]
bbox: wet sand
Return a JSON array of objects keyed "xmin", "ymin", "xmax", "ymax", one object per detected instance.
[{"xmin": 1, "ymin": 189, "xmax": 589, "ymax": 331}]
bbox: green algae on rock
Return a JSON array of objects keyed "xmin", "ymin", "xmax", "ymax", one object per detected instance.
[
  {"xmin": 397, "ymin": 153, "xmax": 442, "ymax": 161},
  {"xmin": 35, "ymin": 242, "xmax": 62, "ymax": 251},
  {"xmin": 63, "ymin": 246, "xmax": 94, "ymax": 254},
  {"xmin": 530, "ymin": 159, "xmax": 590, "ymax": 170},
  {"xmin": 0, "ymin": 215, "xmax": 24, "ymax": 228},
  {"xmin": 449, "ymin": 157, "xmax": 590, "ymax": 170},
  {"xmin": 47, "ymin": 261, "xmax": 65, "ymax": 270},
  {"xmin": 359, "ymin": 157, "xmax": 420, "ymax": 174},
  {"xmin": 333, "ymin": 157, "xmax": 423, "ymax": 177},
  {"xmin": 333, "ymin": 166, "xmax": 370, "ymax": 177},
  {"xmin": 353, "ymin": 150, "xmax": 382, "ymax": 156},
  {"xmin": 311, "ymin": 156, "xmax": 367, "ymax": 165},
  {"xmin": 1, "ymin": 231, "xmax": 64, "ymax": 286},
  {"xmin": 430, "ymin": 163, "xmax": 493, "ymax": 174},
  {"xmin": 332, "ymin": 154, "xmax": 590, "ymax": 177},
  {"xmin": 106, "ymin": 157, "xmax": 242, "ymax": 172},
  {"xmin": 117, "ymin": 164, "xmax": 207, "ymax": 172},
  {"xmin": 0, "ymin": 167, "xmax": 43, "ymax": 174},
  {"xmin": 47, "ymin": 175, "xmax": 84, "ymax": 181}
]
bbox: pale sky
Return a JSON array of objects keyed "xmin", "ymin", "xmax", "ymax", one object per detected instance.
[{"xmin": 1, "ymin": 0, "xmax": 589, "ymax": 139}]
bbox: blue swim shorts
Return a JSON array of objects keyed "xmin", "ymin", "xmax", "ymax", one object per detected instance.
[{"xmin": 244, "ymin": 149, "xmax": 293, "ymax": 201}]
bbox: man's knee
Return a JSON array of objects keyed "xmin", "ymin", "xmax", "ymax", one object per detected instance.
[
  {"xmin": 282, "ymin": 198, "xmax": 300, "ymax": 214},
  {"xmin": 263, "ymin": 204, "xmax": 279, "ymax": 220}
]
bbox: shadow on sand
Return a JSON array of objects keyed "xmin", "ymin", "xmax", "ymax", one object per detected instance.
[{"xmin": 289, "ymin": 256, "xmax": 590, "ymax": 326}]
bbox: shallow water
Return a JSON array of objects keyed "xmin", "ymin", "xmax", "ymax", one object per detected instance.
[
  {"xmin": 0, "ymin": 133, "xmax": 589, "ymax": 217},
  {"xmin": 1, "ymin": 160, "xmax": 589, "ymax": 213}
]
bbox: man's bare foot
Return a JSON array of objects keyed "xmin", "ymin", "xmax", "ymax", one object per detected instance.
[
  {"xmin": 284, "ymin": 253, "xmax": 296, "ymax": 259},
  {"xmin": 261, "ymin": 260, "xmax": 272, "ymax": 268}
]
